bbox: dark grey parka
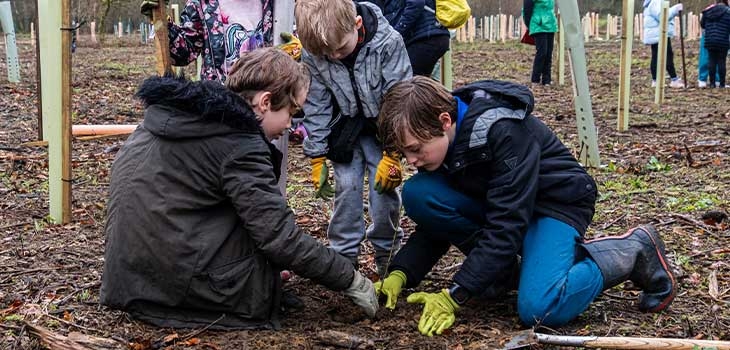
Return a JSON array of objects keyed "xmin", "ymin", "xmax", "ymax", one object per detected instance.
[{"xmin": 100, "ymin": 76, "xmax": 354, "ymax": 329}]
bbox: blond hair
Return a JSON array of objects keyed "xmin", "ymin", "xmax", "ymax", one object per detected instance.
[
  {"xmin": 379, "ymin": 76, "xmax": 457, "ymax": 152},
  {"xmin": 225, "ymin": 47, "xmax": 309, "ymax": 111},
  {"xmin": 295, "ymin": 0, "xmax": 358, "ymax": 57}
]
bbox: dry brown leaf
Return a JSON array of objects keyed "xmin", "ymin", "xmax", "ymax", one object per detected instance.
[
  {"xmin": 163, "ymin": 333, "xmax": 179, "ymax": 343},
  {"xmin": 183, "ymin": 338, "xmax": 201, "ymax": 346}
]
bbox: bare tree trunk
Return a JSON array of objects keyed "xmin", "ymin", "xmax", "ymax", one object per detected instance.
[{"xmin": 98, "ymin": 0, "xmax": 112, "ymax": 44}]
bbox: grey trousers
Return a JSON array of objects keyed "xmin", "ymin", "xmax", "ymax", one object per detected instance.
[{"xmin": 329, "ymin": 135, "xmax": 403, "ymax": 262}]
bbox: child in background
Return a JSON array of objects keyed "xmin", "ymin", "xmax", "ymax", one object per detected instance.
[
  {"xmin": 294, "ymin": 0, "xmax": 412, "ymax": 277},
  {"xmin": 701, "ymin": 0, "xmax": 730, "ymax": 88}
]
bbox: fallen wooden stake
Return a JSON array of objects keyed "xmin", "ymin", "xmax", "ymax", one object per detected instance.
[
  {"xmin": 71, "ymin": 125, "xmax": 137, "ymax": 136},
  {"xmin": 502, "ymin": 329, "xmax": 730, "ymax": 349},
  {"xmin": 316, "ymin": 330, "xmax": 375, "ymax": 349}
]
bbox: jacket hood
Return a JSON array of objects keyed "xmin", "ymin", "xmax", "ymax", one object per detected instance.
[
  {"xmin": 360, "ymin": 1, "xmax": 395, "ymax": 51},
  {"xmin": 703, "ymin": 3, "xmax": 729, "ymax": 19},
  {"xmin": 135, "ymin": 76, "xmax": 262, "ymax": 139},
  {"xmin": 452, "ymin": 80, "xmax": 535, "ymax": 117}
]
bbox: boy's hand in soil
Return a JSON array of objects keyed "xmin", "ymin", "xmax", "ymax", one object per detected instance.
[
  {"xmin": 407, "ymin": 289, "xmax": 459, "ymax": 336},
  {"xmin": 374, "ymin": 270, "xmax": 406, "ymax": 310},
  {"xmin": 343, "ymin": 271, "xmax": 379, "ymax": 317},
  {"xmin": 310, "ymin": 156, "xmax": 334, "ymax": 199},
  {"xmin": 374, "ymin": 151, "xmax": 402, "ymax": 194}
]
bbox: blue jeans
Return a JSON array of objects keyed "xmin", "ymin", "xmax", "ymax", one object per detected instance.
[
  {"xmin": 698, "ymin": 34, "xmax": 721, "ymax": 83},
  {"xmin": 402, "ymin": 172, "xmax": 604, "ymax": 327},
  {"xmin": 329, "ymin": 135, "xmax": 403, "ymax": 262}
]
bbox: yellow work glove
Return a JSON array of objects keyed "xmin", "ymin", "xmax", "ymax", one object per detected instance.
[
  {"xmin": 374, "ymin": 270, "xmax": 406, "ymax": 310},
  {"xmin": 140, "ymin": 0, "xmax": 162, "ymax": 19},
  {"xmin": 277, "ymin": 32, "xmax": 302, "ymax": 61},
  {"xmin": 374, "ymin": 151, "xmax": 403, "ymax": 194},
  {"xmin": 407, "ymin": 289, "xmax": 459, "ymax": 337},
  {"xmin": 311, "ymin": 156, "xmax": 334, "ymax": 199}
]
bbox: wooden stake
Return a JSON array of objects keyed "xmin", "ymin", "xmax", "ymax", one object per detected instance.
[
  {"xmin": 34, "ymin": 0, "xmax": 43, "ymax": 141},
  {"xmin": 655, "ymin": 1, "xmax": 669, "ymax": 105},
  {"xmin": 61, "ymin": 0, "xmax": 72, "ymax": 223},
  {"xmin": 152, "ymin": 5, "xmax": 172, "ymax": 75},
  {"xmin": 678, "ymin": 9, "xmax": 687, "ymax": 87},
  {"xmin": 618, "ymin": 0, "xmax": 635, "ymax": 131}
]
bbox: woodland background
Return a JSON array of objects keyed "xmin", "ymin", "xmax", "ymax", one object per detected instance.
[{"xmin": 3, "ymin": 0, "xmax": 718, "ymax": 35}]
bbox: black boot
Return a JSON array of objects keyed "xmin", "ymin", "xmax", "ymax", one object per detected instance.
[{"xmin": 582, "ymin": 224, "xmax": 676, "ymax": 312}]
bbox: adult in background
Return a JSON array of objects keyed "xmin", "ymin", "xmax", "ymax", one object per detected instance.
[
  {"xmin": 642, "ymin": 0, "xmax": 684, "ymax": 88},
  {"xmin": 700, "ymin": 0, "xmax": 730, "ymax": 88},
  {"xmin": 384, "ymin": 0, "xmax": 451, "ymax": 76},
  {"xmin": 523, "ymin": 0, "xmax": 557, "ymax": 85}
]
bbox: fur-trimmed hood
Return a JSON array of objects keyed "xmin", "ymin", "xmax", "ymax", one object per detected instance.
[{"xmin": 135, "ymin": 76, "xmax": 262, "ymax": 139}]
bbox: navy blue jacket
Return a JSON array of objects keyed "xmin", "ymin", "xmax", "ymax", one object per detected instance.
[
  {"xmin": 390, "ymin": 80, "xmax": 597, "ymax": 297},
  {"xmin": 384, "ymin": 0, "xmax": 450, "ymax": 45},
  {"xmin": 701, "ymin": 3, "xmax": 730, "ymax": 50}
]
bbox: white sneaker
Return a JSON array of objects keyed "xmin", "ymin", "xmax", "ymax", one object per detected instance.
[
  {"xmin": 651, "ymin": 80, "xmax": 657, "ymax": 87},
  {"xmin": 669, "ymin": 79, "xmax": 684, "ymax": 88},
  {"xmin": 698, "ymin": 80, "xmax": 708, "ymax": 88}
]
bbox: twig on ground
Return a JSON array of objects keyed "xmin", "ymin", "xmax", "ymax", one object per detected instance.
[
  {"xmin": 671, "ymin": 214, "xmax": 721, "ymax": 239},
  {"xmin": 600, "ymin": 214, "xmax": 627, "ymax": 230},
  {"xmin": 0, "ymin": 267, "xmax": 59, "ymax": 284},
  {"xmin": 181, "ymin": 314, "xmax": 225, "ymax": 341},
  {"xmin": 42, "ymin": 313, "xmax": 102, "ymax": 334},
  {"xmin": 0, "ymin": 221, "xmax": 32, "ymax": 230}
]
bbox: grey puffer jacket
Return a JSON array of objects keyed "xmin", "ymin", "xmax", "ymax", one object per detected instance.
[
  {"xmin": 301, "ymin": 1, "xmax": 412, "ymax": 158},
  {"xmin": 100, "ymin": 76, "xmax": 354, "ymax": 330}
]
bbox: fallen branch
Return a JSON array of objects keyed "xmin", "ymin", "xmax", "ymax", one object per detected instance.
[
  {"xmin": 671, "ymin": 214, "xmax": 721, "ymax": 239},
  {"xmin": 25, "ymin": 322, "xmax": 125, "ymax": 350}
]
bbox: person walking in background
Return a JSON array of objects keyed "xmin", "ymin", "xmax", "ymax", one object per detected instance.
[
  {"xmin": 642, "ymin": 0, "xmax": 685, "ymax": 88},
  {"xmin": 384, "ymin": 0, "xmax": 451, "ymax": 76},
  {"xmin": 523, "ymin": 0, "xmax": 557, "ymax": 86},
  {"xmin": 701, "ymin": 0, "xmax": 730, "ymax": 88}
]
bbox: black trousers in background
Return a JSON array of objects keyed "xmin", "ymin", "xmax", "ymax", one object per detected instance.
[
  {"xmin": 406, "ymin": 35, "xmax": 451, "ymax": 76},
  {"xmin": 707, "ymin": 48, "xmax": 728, "ymax": 88},
  {"xmin": 649, "ymin": 42, "xmax": 678, "ymax": 80},
  {"xmin": 531, "ymin": 32, "xmax": 555, "ymax": 85}
]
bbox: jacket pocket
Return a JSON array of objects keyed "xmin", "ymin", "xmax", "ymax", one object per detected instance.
[{"xmin": 186, "ymin": 254, "xmax": 275, "ymax": 319}]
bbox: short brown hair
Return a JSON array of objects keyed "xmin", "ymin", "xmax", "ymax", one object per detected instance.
[
  {"xmin": 379, "ymin": 76, "xmax": 457, "ymax": 152},
  {"xmin": 295, "ymin": 0, "xmax": 358, "ymax": 57},
  {"xmin": 225, "ymin": 47, "xmax": 309, "ymax": 111}
]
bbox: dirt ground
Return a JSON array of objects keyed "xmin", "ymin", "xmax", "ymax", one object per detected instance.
[{"xmin": 1, "ymin": 35, "xmax": 729, "ymax": 349}]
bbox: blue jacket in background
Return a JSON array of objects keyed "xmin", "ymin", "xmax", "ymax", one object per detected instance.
[
  {"xmin": 384, "ymin": 0, "xmax": 450, "ymax": 45},
  {"xmin": 701, "ymin": 3, "xmax": 730, "ymax": 50}
]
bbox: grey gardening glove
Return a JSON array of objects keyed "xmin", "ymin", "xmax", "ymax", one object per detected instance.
[{"xmin": 343, "ymin": 270, "xmax": 378, "ymax": 317}]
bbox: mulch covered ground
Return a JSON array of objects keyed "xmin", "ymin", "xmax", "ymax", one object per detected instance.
[{"xmin": 1, "ymin": 35, "xmax": 728, "ymax": 349}]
